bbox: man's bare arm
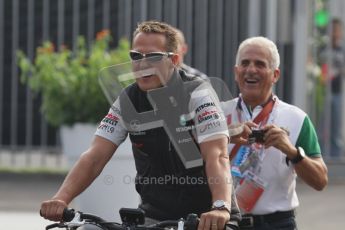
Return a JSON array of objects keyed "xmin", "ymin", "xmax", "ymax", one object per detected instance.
[{"xmin": 198, "ymin": 136, "xmax": 231, "ymax": 230}]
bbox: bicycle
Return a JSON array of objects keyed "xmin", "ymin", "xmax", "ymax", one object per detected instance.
[
  {"xmin": 45, "ymin": 207, "xmax": 199, "ymax": 230},
  {"xmin": 44, "ymin": 207, "xmax": 239, "ymax": 230}
]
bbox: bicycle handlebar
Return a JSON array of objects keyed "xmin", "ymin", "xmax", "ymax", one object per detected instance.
[{"xmin": 45, "ymin": 208, "xmax": 199, "ymax": 230}]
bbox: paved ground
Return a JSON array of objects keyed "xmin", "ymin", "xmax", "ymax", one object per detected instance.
[
  {"xmin": 296, "ymin": 180, "xmax": 345, "ymax": 229},
  {"xmin": 1, "ymin": 172, "xmax": 345, "ymax": 230},
  {"xmin": 0, "ymin": 173, "xmax": 65, "ymax": 229}
]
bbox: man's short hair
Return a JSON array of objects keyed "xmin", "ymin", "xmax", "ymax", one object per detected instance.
[
  {"xmin": 235, "ymin": 36, "xmax": 280, "ymax": 70},
  {"xmin": 133, "ymin": 21, "xmax": 178, "ymax": 53},
  {"xmin": 173, "ymin": 27, "xmax": 186, "ymax": 47}
]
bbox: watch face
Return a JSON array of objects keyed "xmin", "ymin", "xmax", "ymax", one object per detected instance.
[
  {"xmin": 299, "ymin": 147, "xmax": 306, "ymax": 158},
  {"xmin": 292, "ymin": 147, "xmax": 306, "ymax": 164},
  {"xmin": 213, "ymin": 200, "xmax": 225, "ymax": 208}
]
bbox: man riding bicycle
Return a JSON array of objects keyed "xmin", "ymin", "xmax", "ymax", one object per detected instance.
[{"xmin": 40, "ymin": 21, "xmax": 241, "ymax": 230}]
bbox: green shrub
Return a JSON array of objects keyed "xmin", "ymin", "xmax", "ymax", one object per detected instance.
[{"xmin": 17, "ymin": 30, "xmax": 130, "ymax": 126}]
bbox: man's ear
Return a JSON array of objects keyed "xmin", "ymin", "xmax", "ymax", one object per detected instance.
[
  {"xmin": 272, "ymin": 68, "xmax": 280, "ymax": 83},
  {"xmin": 171, "ymin": 54, "xmax": 180, "ymax": 65},
  {"xmin": 182, "ymin": 44, "xmax": 188, "ymax": 55}
]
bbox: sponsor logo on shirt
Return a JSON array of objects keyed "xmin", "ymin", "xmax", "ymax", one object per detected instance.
[
  {"xmin": 101, "ymin": 113, "xmax": 119, "ymax": 126},
  {"xmin": 178, "ymin": 137, "xmax": 193, "ymax": 144},
  {"xmin": 97, "ymin": 124, "xmax": 115, "ymax": 133},
  {"xmin": 176, "ymin": 125, "xmax": 195, "ymax": 132},
  {"xmin": 130, "ymin": 131, "xmax": 146, "ymax": 136},
  {"xmin": 133, "ymin": 142, "xmax": 144, "ymax": 148},
  {"xmin": 199, "ymin": 120, "xmax": 221, "ymax": 134},
  {"xmin": 111, "ymin": 105, "xmax": 121, "ymax": 115},
  {"xmin": 197, "ymin": 110, "xmax": 220, "ymax": 123},
  {"xmin": 195, "ymin": 102, "xmax": 215, "ymax": 113},
  {"xmin": 129, "ymin": 119, "xmax": 141, "ymax": 131}
]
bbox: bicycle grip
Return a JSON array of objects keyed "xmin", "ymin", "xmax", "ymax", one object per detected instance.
[{"xmin": 63, "ymin": 208, "xmax": 75, "ymax": 222}]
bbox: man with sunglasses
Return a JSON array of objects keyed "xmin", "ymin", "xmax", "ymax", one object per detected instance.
[{"xmin": 40, "ymin": 21, "xmax": 240, "ymax": 230}]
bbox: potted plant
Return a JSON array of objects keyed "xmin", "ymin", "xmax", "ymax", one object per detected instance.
[
  {"xmin": 17, "ymin": 30, "xmax": 130, "ymax": 159},
  {"xmin": 17, "ymin": 31, "xmax": 139, "ymax": 215},
  {"xmin": 17, "ymin": 30, "xmax": 130, "ymax": 127}
]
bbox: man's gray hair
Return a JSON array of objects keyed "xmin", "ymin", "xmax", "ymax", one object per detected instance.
[{"xmin": 235, "ymin": 36, "xmax": 280, "ymax": 69}]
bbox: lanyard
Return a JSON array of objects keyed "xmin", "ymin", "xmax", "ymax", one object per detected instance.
[{"xmin": 229, "ymin": 97, "xmax": 275, "ymax": 160}]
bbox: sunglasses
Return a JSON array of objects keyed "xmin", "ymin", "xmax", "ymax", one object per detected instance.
[{"xmin": 129, "ymin": 50, "xmax": 174, "ymax": 62}]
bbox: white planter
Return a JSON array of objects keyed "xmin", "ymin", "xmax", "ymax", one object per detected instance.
[
  {"xmin": 60, "ymin": 123, "xmax": 139, "ymax": 222},
  {"xmin": 60, "ymin": 123, "xmax": 97, "ymax": 166}
]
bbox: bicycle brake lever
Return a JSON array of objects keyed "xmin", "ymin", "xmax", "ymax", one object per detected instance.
[
  {"xmin": 45, "ymin": 212, "xmax": 85, "ymax": 230},
  {"xmin": 177, "ymin": 219, "xmax": 184, "ymax": 230},
  {"xmin": 67, "ymin": 212, "xmax": 86, "ymax": 228}
]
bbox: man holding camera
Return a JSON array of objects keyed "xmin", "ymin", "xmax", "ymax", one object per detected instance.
[{"xmin": 223, "ymin": 36, "xmax": 328, "ymax": 229}]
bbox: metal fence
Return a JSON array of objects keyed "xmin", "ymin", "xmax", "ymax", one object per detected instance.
[{"xmin": 0, "ymin": 0, "xmax": 295, "ymax": 164}]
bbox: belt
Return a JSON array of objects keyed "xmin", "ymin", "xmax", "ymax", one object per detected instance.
[{"xmin": 239, "ymin": 210, "xmax": 295, "ymax": 228}]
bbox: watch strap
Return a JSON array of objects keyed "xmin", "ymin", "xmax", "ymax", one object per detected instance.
[
  {"xmin": 211, "ymin": 206, "xmax": 231, "ymax": 215},
  {"xmin": 211, "ymin": 200, "xmax": 231, "ymax": 215}
]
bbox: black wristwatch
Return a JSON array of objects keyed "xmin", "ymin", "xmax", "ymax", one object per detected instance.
[
  {"xmin": 290, "ymin": 147, "xmax": 306, "ymax": 164},
  {"xmin": 211, "ymin": 200, "xmax": 231, "ymax": 215}
]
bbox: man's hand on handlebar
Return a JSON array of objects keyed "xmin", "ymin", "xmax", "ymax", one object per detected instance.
[
  {"xmin": 198, "ymin": 209, "xmax": 230, "ymax": 230},
  {"xmin": 40, "ymin": 199, "xmax": 68, "ymax": 221}
]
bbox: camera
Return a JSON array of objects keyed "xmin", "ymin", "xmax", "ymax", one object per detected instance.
[{"xmin": 248, "ymin": 129, "xmax": 266, "ymax": 143}]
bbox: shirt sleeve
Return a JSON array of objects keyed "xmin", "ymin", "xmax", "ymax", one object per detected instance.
[
  {"xmin": 295, "ymin": 116, "xmax": 321, "ymax": 157},
  {"xmin": 95, "ymin": 98, "xmax": 128, "ymax": 146},
  {"xmin": 189, "ymin": 82, "xmax": 229, "ymax": 143}
]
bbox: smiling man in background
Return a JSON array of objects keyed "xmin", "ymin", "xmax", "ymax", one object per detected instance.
[{"xmin": 223, "ymin": 36, "xmax": 328, "ymax": 229}]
